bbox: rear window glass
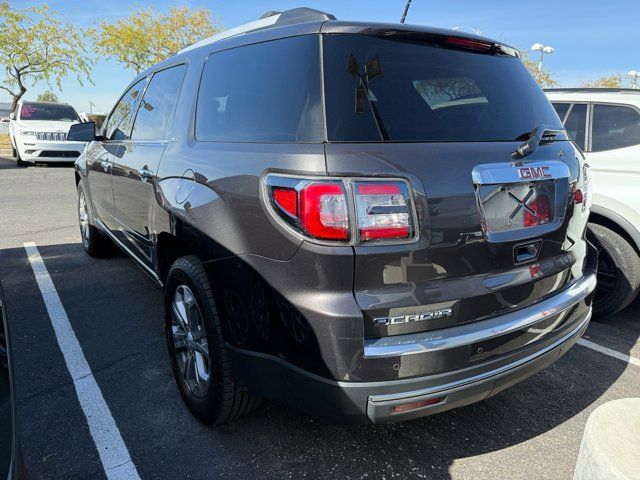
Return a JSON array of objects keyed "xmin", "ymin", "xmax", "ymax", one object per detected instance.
[
  {"xmin": 196, "ymin": 35, "xmax": 323, "ymax": 143},
  {"xmin": 592, "ymin": 104, "xmax": 640, "ymax": 152},
  {"xmin": 323, "ymin": 34, "xmax": 563, "ymax": 142},
  {"xmin": 19, "ymin": 103, "xmax": 79, "ymax": 122}
]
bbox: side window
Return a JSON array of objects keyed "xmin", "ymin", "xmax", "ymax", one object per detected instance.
[
  {"xmin": 552, "ymin": 103, "xmax": 570, "ymax": 122},
  {"xmin": 195, "ymin": 35, "xmax": 323, "ymax": 143},
  {"xmin": 592, "ymin": 104, "xmax": 640, "ymax": 152},
  {"xmin": 131, "ymin": 64, "xmax": 187, "ymax": 140},
  {"xmin": 563, "ymin": 103, "xmax": 587, "ymax": 149},
  {"xmin": 104, "ymin": 78, "xmax": 147, "ymax": 141}
]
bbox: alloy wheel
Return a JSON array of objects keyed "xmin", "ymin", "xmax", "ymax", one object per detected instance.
[
  {"xmin": 171, "ymin": 285, "xmax": 210, "ymax": 398},
  {"xmin": 78, "ymin": 191, "xmax": 90, "ymax": 248}
]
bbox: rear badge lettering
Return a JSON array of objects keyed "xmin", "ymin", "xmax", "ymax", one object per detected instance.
[
  {"xmin": 373, "ymin": 308, "xmax": 453, "ymax": 327},
  {"xmin": 518, "ymin": 166, "xmax": 552, "ymax": 180}
]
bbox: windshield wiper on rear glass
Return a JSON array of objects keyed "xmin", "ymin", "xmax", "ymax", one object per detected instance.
[{"xmin": 512, "ymin": 124, "xmax": 566, "ymax": 159}]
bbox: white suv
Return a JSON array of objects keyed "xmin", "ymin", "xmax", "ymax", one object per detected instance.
[
  {"xmin": 9, "ymin": 101, "xmax": 87, "ymax": 166},
  {"xmin": 546, "ymin": 88, "xmax": 640, "ymax": 317}
]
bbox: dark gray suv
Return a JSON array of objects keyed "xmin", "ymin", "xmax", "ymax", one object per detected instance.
[{"xmin": 70, "ymin": 8, "xmax": 597, "ymax": 424}]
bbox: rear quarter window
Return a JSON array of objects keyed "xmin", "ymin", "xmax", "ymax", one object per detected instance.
[{"xmin": 195, "ymin": 35, "xmax": 323, "ymax": 143}]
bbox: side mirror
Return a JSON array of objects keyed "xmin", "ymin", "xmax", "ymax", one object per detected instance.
[
  {"xmin": 68, "ymin": 121, "xmax": 96, "ymax": 142},
  {"xmin": 9, "ymin": 112, "xmax": 15, "ymax": 120}
]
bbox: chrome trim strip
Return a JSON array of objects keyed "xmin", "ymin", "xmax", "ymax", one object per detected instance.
[
  {"xmin": 95, "ymin": 219, "xmax": 163, "ymax": 286},
  {"xmin": 369, "ymin": 309, "xmax": 591, "ymax": 404},
  {"xmin": 364, "ymin": 273, "xmax": 596, "ymax": 358},
  {"xmin": 471, "ymin": 160, "xmax": 570, "ymax": 185}
]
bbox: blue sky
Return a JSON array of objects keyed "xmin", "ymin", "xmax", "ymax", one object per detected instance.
[{"xmin": 2, "ymin": 0, "xmax": 639, "ymax": 113}]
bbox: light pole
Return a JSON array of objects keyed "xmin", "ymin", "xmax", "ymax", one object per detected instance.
[
  {"xmin": 531, "ymin": 43, "xmax": 554, "ymax": 80},
  {"xmin": 629, "ymin": 71, "xmax": 640, "ymax": 89},
  {"xmin": 452, "ymin": 26, "xmax": 483, "ymax": 35},
  {"xmin": 89, "ymin": 101, "xmax": 95, "ymax": 115}
]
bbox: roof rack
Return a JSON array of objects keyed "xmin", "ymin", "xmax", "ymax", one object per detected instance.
[
  {"xmin": 544, "ymin": 88, "xmax": 640, "ymax": 94},
  {"xmin": 178, "ymin": 8, "xmax": 336, "ymax": 54}
]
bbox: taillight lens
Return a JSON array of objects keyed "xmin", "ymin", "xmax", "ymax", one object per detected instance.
[
  {"xmin": 524, "ymin": 194, "xmax": 551, "ymax": 227},
  {"xmin": 299, "ymin": 183, "xmax": 349, "ymax": 240},
  {"xmin": 355, "ymin": 183, "xmax": 411, "ymax": 241},
  {"xmin": 266, "ymin": 176, "xmax": 415, "ymax": 244}
]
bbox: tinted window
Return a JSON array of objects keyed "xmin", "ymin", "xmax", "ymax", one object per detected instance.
[
  {"xmin": 131, "ymin": 65, "xmax": 186, "ymax": 140},
  {"xmin": 19, "ymin": 102, "xmax": 79, "ymax": 122},
  {"xmin": 552, "ymin": 103, "xmax": 570, "ymax": 122},
  {"xmin": 323, "ymin": 34, "xmax": 562, "ymax": 142},
  {"xmin": 104, "ymin": 78, "xmax": 147, "ymax": 141},
  {"xmin": 563, "ymin": 104, "xmax": 587, "ymax": 149},
  {"xmin": 592, "ymin": 104, "xmax": 640, "ymax": 152},
  {"xmin": 196, "ymin": 35, "xmax": 323, "ymax": 143}
]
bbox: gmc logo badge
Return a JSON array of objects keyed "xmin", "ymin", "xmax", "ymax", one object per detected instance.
[{"xmin": 518, "ymin": 166, "xmax": 552, "ymax": 180}]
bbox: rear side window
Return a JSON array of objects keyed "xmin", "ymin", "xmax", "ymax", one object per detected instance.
[
  {"xmin": 131, "ymin": 64, "xmax": 187, "ymax": 140},
  {"xmin": 104, "ymin": 78, "xmax": 147, "ymax": 141},
  {"xmin": 564, "ymin": 104, "xmax": 587, "ymax": 149},
  {"xmin": 592, "ymin": 104, "xmax": 640, "ymax": 152},
  {"xmin": 196, "ymin": 35, "xmax": 323, "ymax": 143},
  {"xmin": 552, "ymin": 103, "xmax": 570, "ymax": 122},
  {"xmin": 323, "ymin": 34, "xmax": 562, "ymax": 142}
]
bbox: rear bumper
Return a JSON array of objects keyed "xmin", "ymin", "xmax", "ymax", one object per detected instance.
[{"xmin": 228, "ymin": 269, "xmax": 596, "ymax": 423}]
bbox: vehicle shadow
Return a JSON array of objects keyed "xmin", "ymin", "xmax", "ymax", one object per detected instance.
[{"xmin": 1, "ymin": 242, "xmax": 637, "ymax": 480}]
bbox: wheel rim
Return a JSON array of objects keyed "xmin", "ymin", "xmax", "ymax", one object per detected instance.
[
  {"xmin": 171, "ymin": 285, "xmax": 210, "ymax": 398},
  {"xmin": 594, "ymin": 244, "xmax": 618, "ymax": 306},
  {"xmin": 78, "ymin": 191, "xmax": 90, "ymax": 248}
]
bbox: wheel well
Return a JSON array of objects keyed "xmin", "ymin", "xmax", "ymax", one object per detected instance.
[
  {"xmin": 75, "ymin": 171, "xmax": 80, "ymax": 186},
  {"xmin": 589, "ymin": 212, "xmax": 640, "ymax": 255},
  {"xmin": 156, "ymin": 233, "xmax": 196, "ymax": 283}
]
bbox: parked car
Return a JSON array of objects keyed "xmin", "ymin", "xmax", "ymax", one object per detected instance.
[
  {"xmin": 546, "ymin": 88, "xmax": 640, "ymax": 317},
  {"xmin": 71, "ymin": 8, "xmax": 596, "ymax": 424},
  {"xmin": 9, "ymin": 101, "xmax": 87, "ymax": 166}
]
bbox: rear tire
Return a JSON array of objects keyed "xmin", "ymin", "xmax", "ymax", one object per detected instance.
[
  {"xmin": 77, "ymin": 183, "xmax": 112, "ymax": 257},
  {"xmin": 587, "ymin": 223, "xmax": 640, "ymax": 318},
  {"xmin": 165, "ymin": 256, "xmax": 261, "ymax": 425}
]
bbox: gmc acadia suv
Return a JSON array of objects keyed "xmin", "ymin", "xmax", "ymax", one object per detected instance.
[{"xmin": 70, "ymin": 8, "xmax": 596, "ymax": 424}]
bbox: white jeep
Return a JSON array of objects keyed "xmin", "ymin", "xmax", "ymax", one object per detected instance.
[
  {"xmin": 9, "ymin": 100, "xmax": 87, "ymax": 166},
  {"xmin": 546, "ymin": 88, "xmax": 640, "ymax": 317}
]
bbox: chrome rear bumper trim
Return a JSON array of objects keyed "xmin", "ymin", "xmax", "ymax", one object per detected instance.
[{"xmin": 364, "ymin": 272, "xmax": 596, "ymax": 358}]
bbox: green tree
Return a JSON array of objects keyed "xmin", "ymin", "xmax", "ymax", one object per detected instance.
[
  {"xmin": 520, "ymin": 51, "xmax": 558, "ymax": 88},
  {"xmin": 37, "ymin": 90, "xmax": 58, "ymax": 102},
  {"xmin": 90, "ymin": 6, "xmax": 222, "ymax": 74},
  {"xmin": 0, "ymin": 3, "xmax": 92, "ymax": 111},
  {"xmin": 581, "ymin": 74, "xmax": 624, "ymax": 88}
]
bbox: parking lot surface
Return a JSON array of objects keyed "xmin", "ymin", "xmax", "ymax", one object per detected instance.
[{"xmin": 0, "ymin": 155, "xmax": 639, "ymax": 480}]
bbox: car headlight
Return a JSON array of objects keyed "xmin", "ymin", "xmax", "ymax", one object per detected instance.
[{"xmin": 18, "ymin": 130, "xmax": 36, "ymax": 136}]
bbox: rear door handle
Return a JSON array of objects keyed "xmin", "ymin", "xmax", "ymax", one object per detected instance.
[{"xmin": 138, "ymin": 165, "xmax": 154, "ymax": 180}]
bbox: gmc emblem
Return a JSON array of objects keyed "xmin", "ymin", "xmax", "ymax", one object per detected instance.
[{"xmin": 518, "ymin": 166, "xmax": 552, "ymax": 180}]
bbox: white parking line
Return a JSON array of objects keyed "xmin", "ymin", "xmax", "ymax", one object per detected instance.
[
  {"xmin": 24, "ymin": 242, "xmax": 141, "ymax": 480},
  {"xmin": 578, "ymin": 338, "xmax": 640, "ymax": 367}
]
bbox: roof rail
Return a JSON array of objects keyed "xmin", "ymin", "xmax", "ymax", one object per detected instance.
[
  {"xmin": 178, "ymin": 7, "xmax": 336, "ymax": 55},
  {"xmin": 544, "ymin": 88, "xmax": 640, "ymax": 94}
]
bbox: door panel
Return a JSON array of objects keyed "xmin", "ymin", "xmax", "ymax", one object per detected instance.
[
  {"xmin": 85, "ymin": 141, "xmax": 115, "ymax": 224},
  {"xmin": 111, "ymin": 64, "xmax": 187, "ymax": 269}
]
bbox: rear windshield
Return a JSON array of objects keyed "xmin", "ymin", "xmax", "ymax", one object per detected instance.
[
  {"xmin": 323, "ymin": 34, "xmax": 563, "ymax": 142},
  {"xmin": 19, "ymin": 103, "xmax": 79, "ymax": 122}
]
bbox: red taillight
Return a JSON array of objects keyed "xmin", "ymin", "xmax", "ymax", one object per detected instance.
[
  {"xmin": 445, "ymin": 36, "xmax": 492, "ymax": 51},
  {"xmin": 524, "ymin": 194, "xmax": 551, "ymax": 227},
  {"xmin": 355, "ymin": 183, "xmax": 411, "ymax": 241},
  {"xmin": 267, "ymin": 176, "xmax": 415, "ymax": 243},
  {"xmin": 573, "ymin": 188, "xmax": 584, "ymax": 204},
  {"xmin": 299, "ymin": 183, "xmax": 349, "ymax": 240},
  {"xmin": 273, "ymin": 188, "xmax": 297, "ymax": 217}
]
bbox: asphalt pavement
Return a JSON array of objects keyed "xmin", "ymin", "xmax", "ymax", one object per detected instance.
[{"xmin": 0, "ymin": 154, "xmax": 638, "ymax": 480}]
